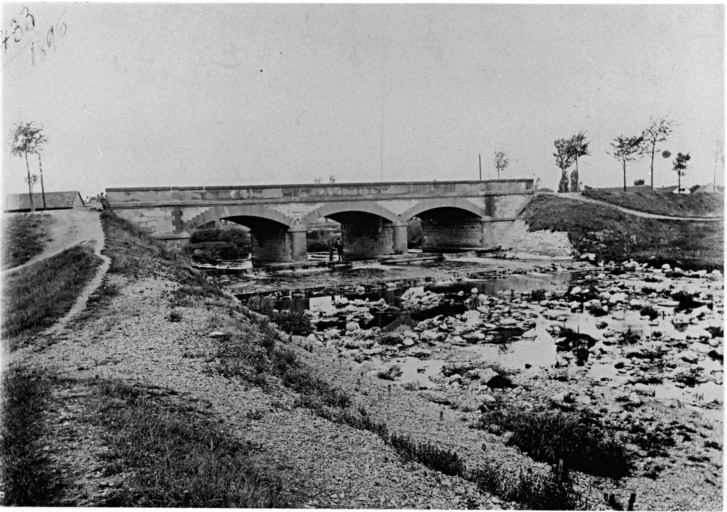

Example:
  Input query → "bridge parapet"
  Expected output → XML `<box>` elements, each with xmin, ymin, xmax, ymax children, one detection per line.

<box><xmin>106</xmin><ymin>179</ymin><xmax>533</xmax><ymax>207</ymax></box>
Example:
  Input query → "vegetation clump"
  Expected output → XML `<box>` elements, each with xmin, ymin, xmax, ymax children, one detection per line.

<box><xmin>246</xmin><ymin>295</ymin><xmax>312</xmax><ymax>335</ymax></box>
<box><xmin>476</xmin><ymin>408</ymin><xmax>631</xmax><ymax>479</ymax></box>
<box><xmin>187</xmin><ymin>227</ymin><xmax>250</xmax><ymax>263</ymax></box>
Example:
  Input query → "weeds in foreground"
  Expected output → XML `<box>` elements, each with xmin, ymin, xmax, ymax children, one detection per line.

<box><xmin>477</xmin><ymin>408</ymin><xmax>631</xmax><ymax>479</ymax></box>
<box><xmin>89</xmin><ymin>380</ymin><xmax>289</xmax><ymax>507</ymax></box>
<box><xmin>470</xmin><ymin>465</ymin><xmax>583</xmax><ymax>510</ymax></box>
<box><xmin>2</xmin><ymin>245</ymin><xmax>101</xmax><ymax>349</ymax></box>
<box><xmin>0</xmin><ymin>366</ymin><xmax>60</xmax><ymax>505</ymax></box>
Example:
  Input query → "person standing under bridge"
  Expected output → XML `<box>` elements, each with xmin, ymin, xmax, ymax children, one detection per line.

<box><xmin>335</xmin><ymin>238</ymin><xmax>344</xmax><ymax>262</ymax></box>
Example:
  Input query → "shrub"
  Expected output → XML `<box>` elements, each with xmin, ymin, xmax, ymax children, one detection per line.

<box><xmin>478</xmin><ymin>409</ymin><xmax>631</xmax><ymax>478</ymax></box>
<box><xmin>639</xmin><ymin>305</ymin><xmax>659</xmax><ymax>319</ymax></box>
<box><xmin>389</xmin><ymin>433</ymin><xmax>465</xmax><ymax>476</ymax></box>
<box><xmin>618</xmin><ymin>327</ymin><xmax>640</xmax><ymax>345</ymax></box>
<box><xmin>376</xmin><ymin>365</ymin><xmax>402</xmax><ymax>381</ymax></box>
<box><xmin>530</xmin><ymin>289</ymin><xmax>547</xmax><ymax>302</ymax></box>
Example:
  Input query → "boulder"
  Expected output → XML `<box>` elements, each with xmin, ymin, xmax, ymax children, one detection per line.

<box><xmin>678</xmin><ymin>350</ymin><xmax>699</xmax><ymax>363</ymax></box>
<box><xmin>608</xmin><ymin>292</ymin><xmax>628</xmax><ymax>305</ymax></box>
<box><xmin>486</xmin><ymin>374</ymin><xmax>516</xmax><ymax>389</ymax></box>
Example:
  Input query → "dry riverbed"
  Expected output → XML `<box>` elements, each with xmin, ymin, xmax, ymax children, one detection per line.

<box><xmin>235</xmin><ymin>258</ymin><xmax>724</xmax><ymax>510</ymax></box>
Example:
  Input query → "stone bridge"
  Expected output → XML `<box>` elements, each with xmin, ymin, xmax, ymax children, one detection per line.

<box><xmin>106</xmin><ymin>179</ymin><xmax>534</xmax><ymax>264</ymax></box>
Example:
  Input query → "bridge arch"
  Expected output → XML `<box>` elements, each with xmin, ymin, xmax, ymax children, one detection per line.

<box><xmin>402</xmin><ymin>197</ymin><xmax>488</xmax><ymax>222</ymax></box>
<box><xmin>301</xmin><ymin>201</ymin><xmax>399</xmax><ymax>225</ymax></box>
<box><xmin>185</xmin><ymin>204</ymin><xmax>305</xmax><ymax>265</ymax></box>
<box><xmin>185</xmin><ymin>204</ymin><xmax>295</xmax><ymax>232</ymax></box>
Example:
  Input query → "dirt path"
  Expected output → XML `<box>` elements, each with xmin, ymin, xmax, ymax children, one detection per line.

<box><xmin>544</xmin><ymin>192</ymin><xmax>724</xmax><ymax>221</ymax></box>
<box><xmin>2</xmin><ymin>209</ymin><xmax>111</xmax><ymax>333</ymax></box>
<box><xmin>3</xmin><ymin>209</ymin><xmax>106</xmax><ymax>276</ymax></box>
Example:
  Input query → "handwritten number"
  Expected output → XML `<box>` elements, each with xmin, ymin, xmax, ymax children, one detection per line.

<box><xmin>21</xmin><ymin>7</ymin><xmax>35</xmax><ymax>31</ymax></box>
<box><xmin>10</xmin><ymin>19</ymin><xmax>22</xmax><ymax>43</ymax></box>
<box><xmin>46</xmin><ymin>26</ymin><xmax>54</xmax><ymax>51</ymax></box>
<box><xmin>1</xmin><ymin>31</ymin><xmax>9</xmax><ymax>53</ymax></box>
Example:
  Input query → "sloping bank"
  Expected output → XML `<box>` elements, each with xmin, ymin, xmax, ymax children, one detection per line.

<box><xmin>518</xmin><ymin>194</ymin><xmax>723</xmax><ymax>270</ymax></box>
<box><xmin>1</xmin><ymin>211</ymin><xmax>594</xmax><ymax>508</ymax></box>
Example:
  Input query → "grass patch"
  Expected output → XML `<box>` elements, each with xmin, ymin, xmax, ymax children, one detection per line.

<box><xmin>582</xmin><ymin>189</ymin><xmax>723</xmax><ymax>218</ymax></box>
<box><xmin>522</xmin><ymin>195</ymin><xmax>723</xmax><ymax>269</ymax></box>
<box><xmin>470</xmin><ymin>465</ymin><xmax>583</xmax><ymax>510</ymax></box>
<box><xmin>88</xmin><ymin>380</ymin><xmax>289</xmax><ymax>507</ymax></box>
<box><xmin>0</xmin><ymin>366</ymin><xmax>60</xmax><ymax>505</ymax></box>
<box><xmin>1</xmin><ymin>213</ymin><xmax>51</xmax><ymax>270</ymax></box>
<box><xmin>246</xmin><ymin>295</ymin><xmax>312</xmax><ymax>335</ymax></box>
<box><xmin>477</xmin><ymin>408</ymin><xmax>631</xmax><ymax>479</ymax></box>
<box><xmin>1</xmin><ymin>245</ymin><xmax>101</xmax><ymax>348</ymax></box>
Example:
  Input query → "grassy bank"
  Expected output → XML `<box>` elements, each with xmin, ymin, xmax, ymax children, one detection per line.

<box><xmin>0</xmin><ymin>367</ymin><xmax>59</xmax><ymax>505</ymax></box>
<box><xmin>2</xmin><ymin>245</ymin><xmax>102</xmax><ymax>349</ymax></box>
<box><xmin>582</xmin><ymin>189</ymin><xmax>723</xmax><ymax>217</ymax></box>
<box><xmin>522</xmin><ymin>195</ymin><xmax>723</xmax><ymax>269</ymax></box>
<box><xmin>1</xmin><ymin>213</ymin><xmax>51</xmax><ymax>270</ymax></box>
<box><xmin>88</xmin><ymin>380</ymin><xmax>289</xmax><ymax>507</ymax></box>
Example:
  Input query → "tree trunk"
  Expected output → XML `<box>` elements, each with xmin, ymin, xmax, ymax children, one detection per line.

<box><xmin>38</xmin><ymin>154</ymin><xmax>47</xmax><ymax>210</ymax></box>
<box><xmin>623</xmin><ymin>160</ymin><xmax>627</xmax><ymax>192</ymax></box>
<box><xmin>650</xmin><ymin>145</ymin><xmax>656</xmax><ymax>190</ymax></box>
<box><xmin>678</xmin><ymin>172</ymin><xmax>681</xmax><ymax>193</ymax></box>
<box><xmin>24</xmin><ymin>151</ymin><xmax>35</xmax><ymax>213</ymax></box>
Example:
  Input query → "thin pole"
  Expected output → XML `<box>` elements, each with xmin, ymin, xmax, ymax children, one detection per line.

<box><xmin>479</xmin><ymin>154</ymin><xmax>482</xmax><ymax>181</ymax></box>
<box><xmin>38</xmin><ymin>153</ymin><xmax>47</xmax><ymax>210</ymax></box>
<box><xmin>380</xmin><ymin>97</ymin><xmax>384</xmax><ymax>181</ymax></box>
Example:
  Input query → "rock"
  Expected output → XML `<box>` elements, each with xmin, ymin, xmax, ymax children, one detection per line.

<box><xmin>480</xmin><ymin>394</ymin><xmax>496</xmax><ymax>403</ymax></box>
<box><xmin>475</xmin><ymin>368</ymin><xmax>499</xmax><ymax>382</ymax></box>
<box><xmin>402</xmin><ymin>338</ymin><xmax>415</xmax><ymax>347</ymax></box>
<box><xmin>678</xmin><ymin>350</ymin><xmax>699</xmax><ymax>363</ymax></box>
<box><xmin>209</xmin><ymin>331</ymin><xmax>229</xmax><ymax>339</ymax></box>
<box><xmin>345</xmin><ymin>321</ymin><xmax>360</xmax><ymax>332</ymax></box>
<box><xmin>447</xmin><ymin>374</ymin><xmax>463</xmax><ymax>385</ymax></box>
<box><xmin>521</xmin><ymin>329</ymin><xmax>537</xmax><ymax>339</ymax></box>
<box><xmin>486</xmin><ymin>374</ymin><xmax>516</xmax><ymax>389</ymax></box>
<box><xmin>608</xmin><ymin>292</ymin><xmax>628</xmax><ymax>305</ymax></box>
<box><xmin>569</xmin><ymin>286</ymin><xmax>582</xmax><ymax>295</ymax></box>
<box><xmin>575</xmin><ymin>395</ymin><xmax>592</xmax><ymax>405</ymax></box>
<box><xmin>420</xmin><ymin>330</ymin><xmax>440</xmax><ymax>342</ymax></box>
<box><xmin>672</xmin><ymin>314</ymin><xmax>690</xmax><ymax>326</ymax></box>
<box><xmin>420</xmin><ymin>390</ymin><xmax>451</xmax><ymax>405</ymax></box>
<box><xmin>499</xmin><ymin>318</ymin><xmax>518</xmax><ymax>326</ymax></box>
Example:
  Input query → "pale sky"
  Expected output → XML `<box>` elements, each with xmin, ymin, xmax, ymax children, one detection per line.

<box><xmin>2</xmin><ymin>3</ymin><xmax>724</xmax><ymax>199</ymax></box>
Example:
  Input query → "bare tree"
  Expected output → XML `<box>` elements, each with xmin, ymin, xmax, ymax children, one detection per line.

<box><xmin>554</xmin><ymin>138</ymin><xmax>573</xmax><ymax>193</ymax></box>
<box><xmin>609</xmin><ymin>135</ymin><xmax>644</xmax><ymax>192</ymax></box>
<box><xmin>640</xmin><ymin>117</ymin><xmax>673</xmax><ymax>189</ymax></box>
<box><xmin>567</xmin><ymin>132</ymin><xmax>589</xmax><ymax>192</ymax></box>
<box><xmin>672</xmin><ymin>152</ymin><xmax>691</xmax><ymax>193</ymax></box>
<box><xmin>493</xmin><ymin>150</ymin><xmax>509</xmax><ymax>179</ymax></box>
<box><xmin>9</xmin><ymin>122</ymin><xmax>47</xmax><ymax>212</ymax></box>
